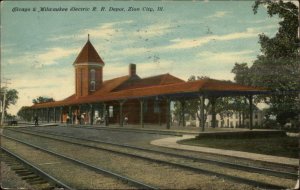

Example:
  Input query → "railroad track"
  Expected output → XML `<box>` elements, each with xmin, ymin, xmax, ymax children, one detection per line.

<box><xmin>0</xmin><ymin>146</ymin><xmax>73</xmax><ymax>190</ymax></box>
<box><xmin>3</xmin><ymin>128</ymin><xmax>296</xmax><ymax>189</ymax></box>
<box><xmin>64</xmin><ymin>124</ymin><xmax>186</xmax><ymax>136</ymax></box>
<box><xmin>8</xmin><ymin>127</ymin><xmax>297</xmax><ymax>179</ymax></box>
<box><xmin>1</xmin><ymin>134</ymin><xmax>158</xmax><ymax>189</ymax></box>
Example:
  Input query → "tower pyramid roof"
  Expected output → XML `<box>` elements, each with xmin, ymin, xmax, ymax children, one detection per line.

<box><xmin>73</xmin><ymin>36</ymin><xmax>104</xmax><ymax>65</ymax></box>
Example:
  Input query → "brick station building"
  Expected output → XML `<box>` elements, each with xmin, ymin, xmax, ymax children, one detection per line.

<box><xmin>29</xmin><ymin>37</ymin><xmax>267</xmax><ymax>130</ymax></box>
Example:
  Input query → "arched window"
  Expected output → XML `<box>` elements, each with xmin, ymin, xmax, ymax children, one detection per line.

<box><xmin>90</xmin><ymin>69</ymin><xmax>95</xmax><ymax>81</ymax></box>
<box><xmin>90</xmin><ymin>81</ymin><xmax>95</xmax><ymax>91</ymax></box>
<box><xmin>90</xmin><ymin>69</ymin><xmax>96</xmax><ymax>91</ymax></box>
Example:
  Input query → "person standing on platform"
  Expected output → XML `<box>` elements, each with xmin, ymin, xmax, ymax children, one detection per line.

<box><xmin>66</xmin><ymin>115</ymin><xmax>70</xmax><ymax>124</ymax></box>
<box><xmin>81</xmin><ymin>114</ymin><xmax>85</xmax><ymax>125</ymax></box>
<box><xmin>34</xmin><ymin>115</ymin><xmax>39</xmax><ymax>126</ymax></box>
<box><xmin>124</xmin><ymin>116</ymin><xmax>128</xmax><ymax>125</ymax></box>
<box><xmin>77</xmin><ymin>114</ymin><xmax>80</xmax><ymax>124</ymax></box>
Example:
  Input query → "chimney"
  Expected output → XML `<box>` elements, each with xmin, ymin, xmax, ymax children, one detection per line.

<box><xmin>129</xmin><ymin>64</ymin><xmax>136</xmax><ymax>76</ymax></box>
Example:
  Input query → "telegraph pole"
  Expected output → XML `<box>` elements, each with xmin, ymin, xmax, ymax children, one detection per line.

<box><xmin>296</xmin><ymin>0</ymin><xmax>300</xmax><ymax>189</ymax></box>
<box><xmin>1</xmin><ymin>89</ymin><xmax>6</xmax><ymax>126</ymax></box>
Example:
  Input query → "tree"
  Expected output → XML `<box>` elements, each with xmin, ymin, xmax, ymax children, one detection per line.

<box><xmin>185</xmin><ymin>76</ymin><xmax>211</xmax><ymax>127</ymax></box>
<box><xmin>173</xmin><ymin>101</ymin><xmax>184</xmax><ymax>126</ymax></box>
<box><xmin>0</xmin><ymin>88</ymin><xmax>18</xmax><ymax>124</ymax></box>
<box><xmin>172</xmin><ymin>75</ymin><xmax>210</xmax><ymax>127</ymax></box>
<box><xmin>17</xmin><ymin>106</ymin><xmax>32</xmax><ymax>121</ymax></box>
<box><xmin>250</xmin><ymin>0</ymin><xmax>300</xmax><ymax>126</ymax></box>
<box><xmin>253</xmin><ymin>0</ymin><xmax>298</xmax><ymax>59</ymax></box>
<box><xmin>173</xmin><ymin>75</ymin><xmax>252</xmax><ymax>128</ymax></box>
<box><xmin>32</xmin><ymin>96</ymin><xmax>55</xmax><ymax>104</ymax></box>
<box><xmin>1</xmin><ymin>88</ymin><xmax>18</xmax><ymax>114</ymax></box>
<box><xmin>231</xmin><ymin>63</ymin><xmax>252</xmax><ymax>86</ymax></box>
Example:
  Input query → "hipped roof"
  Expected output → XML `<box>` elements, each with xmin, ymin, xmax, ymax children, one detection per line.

<box><xmin>31</xmin><ymin>77</ymin><xmax>267</xmax><ymax>109</ymax></box>
<box><xmin>73</xmin><ymin>40</ymin><xmax>104</xmax><ymax>65</ymax></box>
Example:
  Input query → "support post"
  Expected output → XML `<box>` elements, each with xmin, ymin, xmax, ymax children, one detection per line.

<box><xmin>42</xmin><ymin>109</ymin><xmax>45</xmax><ymax>123</ymax></box>
<box><xmin>42</xmin><ymin>109</ymin><xmax>44</xmax><ymax>123</ymax></box>
<box><xmin>54</xmin><ymin>107</ymin><xmax>56</xmax><ymax>123</ymax></box>
<box><xmin>39</xmin><ymin>109</ymin><xmax>41</xmax><ymax>123</ymax></box>
<box><xmin>166</xmin><ymin>98</ymin><xmax>171</xmax><ymax>129</ymax></box>
<box><xmin>33</xmin><ymin>109</ymin><xmax>36</xmax><ymax>122</ymax></box>
<box><xmin>36</xmin><ymin>109</ymin><xmax>39</xmax><ymax>122</ymax></box>
<box><xmin>90</xmin><ymin>104</ymin><xmax>94</xmax><ymax>125</ymax></box>
<box><xmin>211</xmin><ymin>97</ymin><xmax>216</xmax><ymax>128</ymax></box>
<box><xmin>47</xmin><ymin>108</ymin><xmax>50</xmax><ymax>123</ymax></box>
<box><xmin>248</xmin><ymin>95</ymin><xmax>253</xmax><ymax>130</ymax></box>
<box><xmin>158</xmin><ymin>102</ymin><xmax>161</xmax><ymax>126</ymax></box>
<box><xmin>119</xmin><ymin>100</ymin><xmax>125</xmax><ymax>127</ymax></box>
<box><xmin>31</xmin><ymin>109</ymin><xmax>33</xmax><ymax>123</ymax></box>
<box><xmin>45</xmin><ymin>108</ymin><xmax>47</xmax><ymax>123</ymax></box>
<box><xmin>103</xmin><ymin>103</ymin><xmax>108</xmax><ymax>126</ymax></box>
<box><xmin>200</xmin><ymin>95</ymin><xmax>205</xmax><ymax>132</ymax></box>
<box><xmin>238</xmin><ymin>111</ymin><xmax>242</xmax><ymax>128</ymax></box>
<box><xmin>41</xmin><ymin>109</ymin><xmax>43</xmax><ymax>123</ymax></box>
<box><xmin>68</xmin><ymin>106</ymin><xmax>72</xmax><ymax>125</ymax></box>
<box><xmin>32</xmin><ymin>109</ymin><xmax>34</xmax><ymax>122</ymax></box>
<box><xmin>60</xmin><ymin>107</ymin><xmax>63</xmax><ymax>123</ymax></box>
<box><xmin>180</xmin><ymin>100</ymin><xmax>186</xmax><ymax>127</ymax></box>
<box><xmin>140</xmin><ymin>99</ymin><xmax>144</xmax><ymax>128</ymax></box>
<box><xmin>78</xmin><ymin>105</ymin><xmax>82</xmax><ymax>125</ymax></box>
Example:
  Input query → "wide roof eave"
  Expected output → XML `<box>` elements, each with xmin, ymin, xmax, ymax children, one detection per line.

<box><xmin>30</xmin><ymin>82</ymin><xmax>269</xmax><ymax>109</ymax></box>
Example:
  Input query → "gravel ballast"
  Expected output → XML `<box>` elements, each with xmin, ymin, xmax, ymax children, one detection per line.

<box><xmin>3</xmin><ymin>130</ymin><xmax>295</xmax><ymax>189</ymax></box>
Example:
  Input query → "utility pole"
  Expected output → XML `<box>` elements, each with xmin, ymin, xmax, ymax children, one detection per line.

<box><xmin>296</xmin><ymin>0</ymin><xmax>300</xmax><ymax>188</ymax></box>
<box><xmin>295</xmin><ymin>0</ymin><xmax>300</xmax><ymax>189</ymax></box>
<box><xmin>1</xmin><ymin>89</ymin><xmax>6</xmax><ymax>126</ymax></box>
<box><xmin>0</xmin><ymin>79</ymin><xmax>11</xmax><ymax>126</ymax></box>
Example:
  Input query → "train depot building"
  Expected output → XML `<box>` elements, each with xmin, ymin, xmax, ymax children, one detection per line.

<box><xmin>28</xmin><ymin>37</ymin><xmax>267</xmax><ymax>130</ymax></box>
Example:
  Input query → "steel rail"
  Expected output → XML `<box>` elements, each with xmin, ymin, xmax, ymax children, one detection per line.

<box><xmin>0</xmin><ymin>146</ymin><xmax>75</xmax><ymax>190</ymax></box>
<box><xmin>45</xmin><ymin>124</ymin><xmax>184</xmax><ymax>136</ymax></box>
<box><xmin>1</xmin><ymin>134</ymin><xmax>158</xmax><ymax>190</ymax></box>
<box><xmin>4</xmin><ymin>129</ymin><xmax>289</xmax><ymax>189</ymax></box>
<box><xmin>10</xmin><ymin>127</ymin><xmax>297</xmax><ymax>180</ymax></box>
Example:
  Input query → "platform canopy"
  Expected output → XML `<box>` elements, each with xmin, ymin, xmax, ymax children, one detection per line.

<box><xmin>31</xmin><ymin>78</ymin><xmax>268</xmax><ymax>109</ymax></box>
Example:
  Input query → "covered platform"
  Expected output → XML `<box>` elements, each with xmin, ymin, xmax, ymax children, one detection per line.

<box><xmin>22</xmin><ymin>37</ymin><xmax>270</xmax><ymax>131</ymax></box>
<box><xmin>25</xmin><ymin>78</ymin><xmax>269</xmax><ymax>131</ymax></box>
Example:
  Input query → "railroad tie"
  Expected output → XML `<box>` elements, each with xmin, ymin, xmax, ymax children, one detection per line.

<box><xmin>29</xmin><ymin>180</ymin><xmax>48</xmax><ymax>185</ymax></box>
<box><xmin>40</xmin><ymin>185</ymin><xmax>56</xmax><ymax>190</ymax></box>
<box><xmin>2</xmin><ymin>161</ymin><xmax>16</xmax><ymax>164</ymax></box>
<box><xmin>5</xmin><ymin>162</ymin><xmax>19</xmax><ymax>166</ymax></box>
<box><xmin>15</xmin><ymin>170</ymin><xmax>33</xmax><ymax>174</ymax></box>
<box><xmin>26</xmin><ymin>177</ymin><xmax>44</xmax><ymax>182</ymax></box>
<box><xmin>22</xmin><ymin>176</ymin><xmax>40</xmax><ymax>180</ymax></box>
<box><xmin>15</xmin><ymin>171</ymin><xmax>34</xmax><ymax>176</ymax></box>
<box><xmin>11</xmin><ymin>167</ymin><xmax>27</xmax><ymax>170</ymax></box>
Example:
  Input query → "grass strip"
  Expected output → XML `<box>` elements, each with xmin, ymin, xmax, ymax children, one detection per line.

<box><xmin>180</xmin><ymin>136</ymin><xmax>298</xmax><ymax>158</ymax></box>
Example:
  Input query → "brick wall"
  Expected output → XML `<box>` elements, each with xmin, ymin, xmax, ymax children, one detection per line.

<box><xmin>75</xmin><ymin>65</ymin><xmax>103</xmax><ymax>97</ymax></box>
<box><xmin>106</xmin><ymin>99</ymin><xmax>168</xmax><ymax>125</ymax></box>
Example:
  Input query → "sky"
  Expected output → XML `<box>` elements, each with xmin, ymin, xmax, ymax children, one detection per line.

<box><xmin>1</xmin><ymin>1</ymin><xmax>282</xmax><ymax>115</ymax></box>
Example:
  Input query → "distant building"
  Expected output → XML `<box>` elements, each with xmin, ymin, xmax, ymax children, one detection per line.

<box><xmin>187</xmin><ymin>108</ymin><xmax>265</xmax><ymax>128</ymax></box>
<box><xmin>204</xmin><ymin>109</ymin><xmax>265</xmax><ymax>128</ymax></box>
